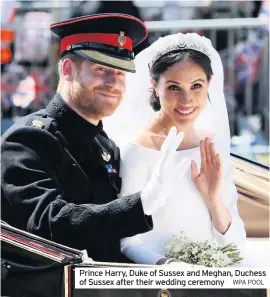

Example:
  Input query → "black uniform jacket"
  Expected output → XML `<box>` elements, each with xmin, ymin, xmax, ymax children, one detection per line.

<box><xmin>1</xmin><ymin>93</ymin><xmax>153</xmax><ymax>262</ymax></box>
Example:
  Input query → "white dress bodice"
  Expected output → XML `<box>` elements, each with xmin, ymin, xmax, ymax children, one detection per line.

<box><xmin>119</xmin><ymin>142</ymin><xmax>247</xmax><ymax>265</ymax></box>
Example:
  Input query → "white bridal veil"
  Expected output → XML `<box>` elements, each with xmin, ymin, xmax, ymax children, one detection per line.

<box><xmin>103</xmin><ymin>33</ymin><xmax>231</xmax><ymax>170</ymax></box>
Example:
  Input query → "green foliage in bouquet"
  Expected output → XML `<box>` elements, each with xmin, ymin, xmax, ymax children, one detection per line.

<box><xmin>165</xmin><ymin>232</ymin><xmax>243</xmax><ymax>267</ymax></box>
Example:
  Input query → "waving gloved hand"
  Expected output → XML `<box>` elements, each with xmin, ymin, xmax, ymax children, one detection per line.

<box><xmin>141</xmin><ymin>127</ymin><xmax>191</xmax><ymax>215</ymax></box>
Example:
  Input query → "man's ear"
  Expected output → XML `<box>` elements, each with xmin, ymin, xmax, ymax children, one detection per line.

<box><xmin>61</xmin><ymin>58</ymin><xmax>76</xmax><ymax>81</ymax></box>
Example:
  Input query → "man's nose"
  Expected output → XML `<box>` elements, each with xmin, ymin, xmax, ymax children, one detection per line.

<box><xmin>105</xmin><ymin>72</ymin><xmax>117</xmax><ymax>88</ymax></box>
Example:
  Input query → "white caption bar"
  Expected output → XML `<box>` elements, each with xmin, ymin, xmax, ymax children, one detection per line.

<box><xmin>75</xmin><ymin>268</ymin><xmax>270</xmax><ymax>289</ymax></box>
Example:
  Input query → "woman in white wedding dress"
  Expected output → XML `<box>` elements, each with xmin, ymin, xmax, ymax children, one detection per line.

<box><xmin>103</xmin><ymin>33</ymin><xmax>247</xmax><ymax>266</ymax></box>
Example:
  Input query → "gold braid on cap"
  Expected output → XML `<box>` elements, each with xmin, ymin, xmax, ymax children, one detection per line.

<box><xmin>79</xmin><ymin>50</ymin><xmax>135</xmax><ymax>72</ymax></box>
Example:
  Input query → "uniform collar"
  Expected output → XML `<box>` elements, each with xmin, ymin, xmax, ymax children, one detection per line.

<box><xmin>46</xmin><ymin>93</ymin><xmax>103</xmax><ymax>139</ymax></box>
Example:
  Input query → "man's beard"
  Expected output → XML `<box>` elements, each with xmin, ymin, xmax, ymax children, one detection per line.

<box><xmin>73</xmin><ymin>84</ymin><xmax>120</xmax><ymax>118</ymax></box>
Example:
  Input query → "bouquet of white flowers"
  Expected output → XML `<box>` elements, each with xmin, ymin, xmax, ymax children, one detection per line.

<box><xmin>165</xmin><ymin>232</ymin><xmax>243</xmax><ymax>267</ymax></box>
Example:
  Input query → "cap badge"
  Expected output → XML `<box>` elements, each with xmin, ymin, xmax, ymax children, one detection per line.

<box><xmin>118</xmin><ymin>31</ymin><xmax>126</xmax><ymax>47</ymax></box>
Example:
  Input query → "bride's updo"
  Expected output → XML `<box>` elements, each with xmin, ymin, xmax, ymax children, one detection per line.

<box><xmin>149</xmin><ymin>49</ymin><xmax>213</xmax><ymax>111</ymax></box>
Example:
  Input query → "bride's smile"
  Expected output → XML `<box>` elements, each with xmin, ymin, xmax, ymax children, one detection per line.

<box><xmin>174</xmin><ymin>106</ymin><xmax>197</xmax><ymax>117</ymax></box>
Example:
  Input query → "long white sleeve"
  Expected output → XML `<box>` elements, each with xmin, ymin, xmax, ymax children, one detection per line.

<box><xmin>119</xmin><ymin>144</ymin><xmax>166</xmax><ymax>264</ymax></box>
<box><xmin>212</xmin><ymin>167</ymin><xmax>246</xmax><ymax>251</ymax></box>
<box><xmin>118</xmin><ymin>143</ymin><xmax>152</xmax><ymax>197</ymax></box>
<box><xmin>121</xmin><ymin>236</ymin><xmax>165</xmax><ymax>265</ymax></box>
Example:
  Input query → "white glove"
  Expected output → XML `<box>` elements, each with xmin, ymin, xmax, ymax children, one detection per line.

<box><xmin>141</xmin><ymin>127</ymin><xmax>191</xmax><ymax>215</ymax></box>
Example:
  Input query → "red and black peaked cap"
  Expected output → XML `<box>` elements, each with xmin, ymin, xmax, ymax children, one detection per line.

<box><xmin>50</xmin><ymin>13</ymin><xmax>148</xmax><ymax>73</ymax></box>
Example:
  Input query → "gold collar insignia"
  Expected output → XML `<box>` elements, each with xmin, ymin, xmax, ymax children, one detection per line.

<box><xmin>102</xmin><ymin>151</ymin><xmax>111</xmax><ymax>162</ymax></box>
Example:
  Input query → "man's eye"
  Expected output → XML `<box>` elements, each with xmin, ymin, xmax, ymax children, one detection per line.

<box><xmin>97</xmin><ymin>67</ymin><xmax>106</xmax><ymax>72</ymax></box>
<box><xmin>117</xmin><ymin>71</ymin><xmax>124</xmax><ymax>76</ymax></box>
<box><xmin>168</xmin><ymin>85</ymin><xmax>180</xmax><ymax>91</ymax></box>
<box><xmin>191</xmin><ymin>83</ymin><xmax>202</xmax><ymax>89</ymax></box>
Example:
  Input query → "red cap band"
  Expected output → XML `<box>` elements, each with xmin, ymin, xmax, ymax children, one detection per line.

<box><xmin>61</xmin><ymin>33</ymin><xmax>132</xmax><ymax>53</ymax></box>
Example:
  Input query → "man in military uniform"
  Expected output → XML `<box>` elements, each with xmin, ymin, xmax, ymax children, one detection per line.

<box><xmin>1</xmin><ymin>14</ymin><xmax>184</xmax><ymax>263</ymax></box>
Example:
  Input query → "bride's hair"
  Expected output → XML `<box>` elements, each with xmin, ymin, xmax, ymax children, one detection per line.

<box><xmin>149</xmin><ymin>49</ymin><xmax>213</xmax><ymax>111</ymax></box>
